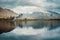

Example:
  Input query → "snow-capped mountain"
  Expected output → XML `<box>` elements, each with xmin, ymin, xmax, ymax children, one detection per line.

<box><xmin>19</xmin><ymin>11</ymin><xmax>60</xmax><ymax>19</ymax></box>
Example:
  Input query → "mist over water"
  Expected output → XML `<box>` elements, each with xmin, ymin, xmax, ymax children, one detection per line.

<box><xmin>0</xmin><ymin>21</ymin><xmax>60</xmax><ymax>40</ymax></box>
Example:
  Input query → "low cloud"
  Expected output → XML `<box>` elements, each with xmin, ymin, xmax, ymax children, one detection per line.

<box><xmin>12</xmin><ymin>6</ymin><xmax>46</xmax><ymax>14</ymax></box>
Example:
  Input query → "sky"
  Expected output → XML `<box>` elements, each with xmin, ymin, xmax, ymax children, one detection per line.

<box><xmin>0</xmin><ymin>0</ymin><xmax>60</xmax><ymax>14</ymax></box>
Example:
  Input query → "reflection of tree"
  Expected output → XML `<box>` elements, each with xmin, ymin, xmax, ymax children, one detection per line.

<box><xmin>25</xmin><ymin>18</ymin><xmax>27</xmax><ymax>24</ymax></box>
<box><xmin>18</xmin><ymin>21</ymin><xmax>23</xmax><ymax>28</ymax></box>
<box><xmin>16</xmin><ymin>20</ymin><xmax>60</xmax><ymax>30</ymax></box>
<box><xmin>25</xmin><ymin>21</ymin><xmax>60</xmax><ymax>29</ymax></box>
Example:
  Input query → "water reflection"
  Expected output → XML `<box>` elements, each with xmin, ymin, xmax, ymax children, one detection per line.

<box><xmin>0</xmin><ymin>20</ymin><xmax>60</xmax><ymax>33</ymax></box>
<box><xmin>16</xmin><ymin>20</ymin><xmax>60</xmax><ymax>30</ymax></box>
<box><xmin>0</xmin><ymin>20</ymin><xmax>60</xmax><ymax>40</ymax></box>
<box><xmin>0</xmin><ymin>20</ymin><xmax>16</xmax><ymax>33</ymax></box>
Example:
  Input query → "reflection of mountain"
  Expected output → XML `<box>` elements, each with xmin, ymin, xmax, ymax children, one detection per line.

<box><xmin>0</xmin><ymin>21</ymin><xmax>16</xmax><ymax>34</ymax></box>
<box><xmin>20</xmin><ymin>11</ymin><xmax>60</xmax><ymax>19</ymax></box>
<box><xmin>17</xmin><ymin>21</ymin><xmax>60</xmax><ymax>30</ymax></box>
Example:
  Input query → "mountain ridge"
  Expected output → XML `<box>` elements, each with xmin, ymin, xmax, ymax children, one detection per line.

<box><xmin>0</xmin><ymin>7</ymin><xmax>18</xmax><ymax>19</ymax></box>
<box><xmin>18</xmin><ymin>11</ymin><xmax>60</xmax><ymax>19</ymax></box>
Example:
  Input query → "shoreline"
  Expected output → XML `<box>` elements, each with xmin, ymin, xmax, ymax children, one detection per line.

<box><xmin>0</xmin><ymin>18</ymin><xmax>60</xmax><ymax>21</ymax></box>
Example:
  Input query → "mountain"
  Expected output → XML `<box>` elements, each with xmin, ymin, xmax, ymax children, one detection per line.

<box><xmin>48</xmin><ymin>11</ymin><xmax>60</xmax><ymax>19</ymax></box>
<box><xmin>0</xmin><ymin>7</ymin><xmax>18</xmax><ymax>19</ymax></box>
<box><xmin>19</xmin><ymin>11</ymin><xmax>60</xmax><ymax>19</ymax></box>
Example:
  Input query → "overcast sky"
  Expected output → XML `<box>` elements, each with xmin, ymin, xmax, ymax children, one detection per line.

<box><xmin>0</xmin><ymin>0</ymin><xmax>60</xmax><ymax>14</ymax></box>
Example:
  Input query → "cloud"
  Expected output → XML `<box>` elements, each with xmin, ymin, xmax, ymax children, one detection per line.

<box><xmin>0</xmin><ymin>0</ymin><xmax>31</xmax><ymax>8</ymax></box>
<box><xmin>28</xmin><ymin>0</ymin><xmax>58</xmax><ymax>8</ymax></box>
<box><xmin>0</xmin><ymin>0</ymin><xmax>59</xmax><ymax>9</ymax></box>
<box><xmin>12</xmin><ymin>6</ymin><xmax>46</xmax><ymax>14</ymax></box>
<box><xmin>10</xmin><ymin>0</ymin><xmax>60</xmax><ymax>14</ymax></box>
<box><xmin>28</xmin><ymin>0</ymin><xmax>60</xmax><ymax>14</ymax></box>
<box><xmin>0</xmin><ymin>0</ymin><xmax>60</xmax><ymax>13</ymax></box>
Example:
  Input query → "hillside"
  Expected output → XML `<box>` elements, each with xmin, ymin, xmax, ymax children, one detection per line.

<box><xmin>17</xmin><ymin>11</ymin><xmax>60</xmax><ymax>19</ymax></box>
<box><xmin>0</xmin><ymin>7</ymin><xmax>18</xmax><ymax>19</ymax></box>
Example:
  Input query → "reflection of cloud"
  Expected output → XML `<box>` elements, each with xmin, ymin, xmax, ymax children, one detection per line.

<box><xmin>12</xmin><ymin>27</ymin><xmax>48</xmax><ymax>35</ymax></box>
<box><xmin>0</xmin><ymin>27</ymin><xmax>60</xmax><ymax>40</ymax></box>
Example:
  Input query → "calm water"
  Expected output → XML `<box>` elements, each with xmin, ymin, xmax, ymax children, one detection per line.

<box><xmin>0</xmin><ymin>20</ymin><xmax>60</xmax><ymax>40</ymax></box>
